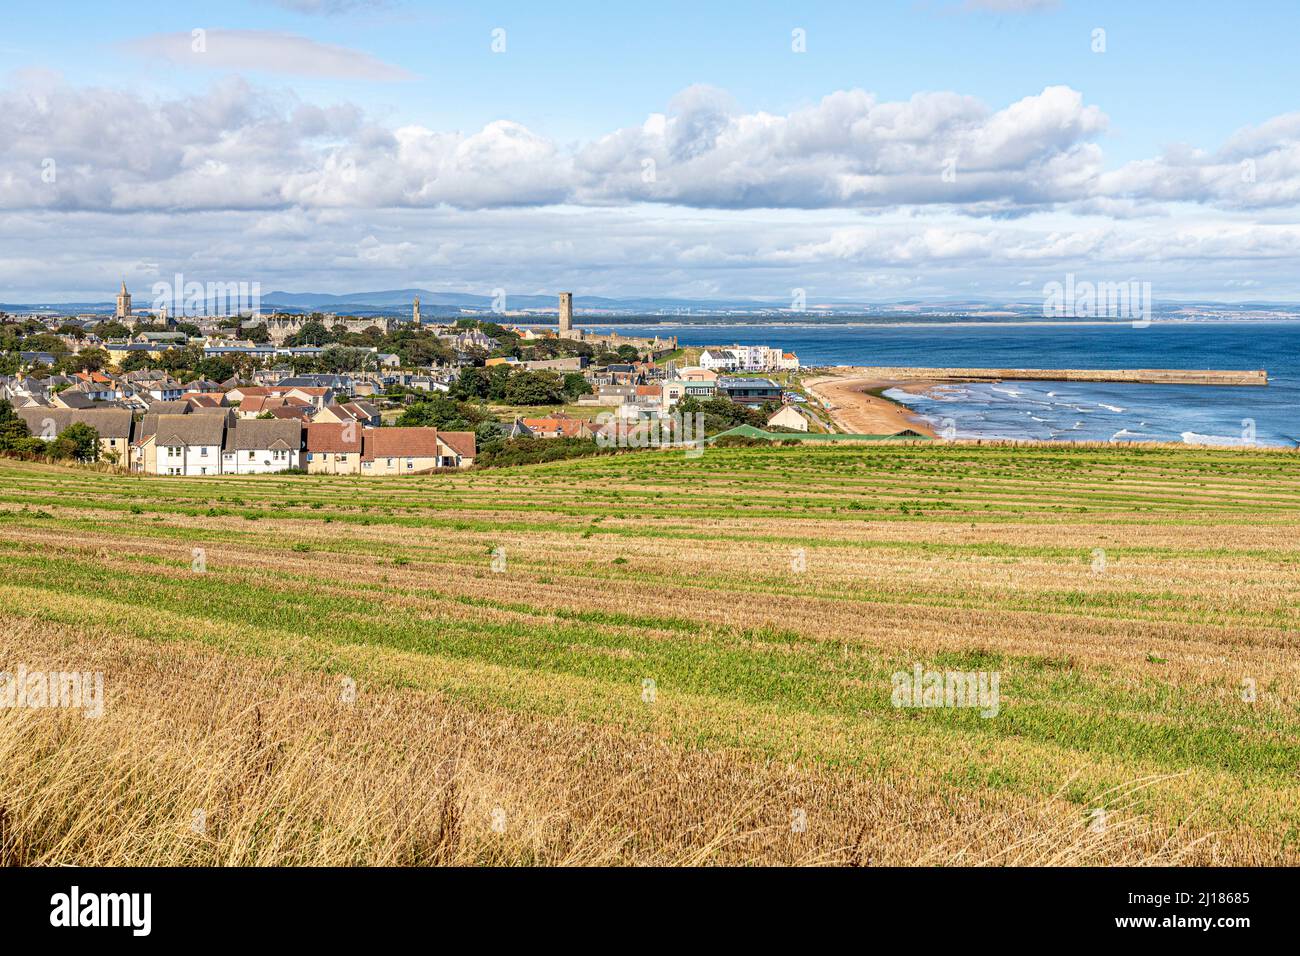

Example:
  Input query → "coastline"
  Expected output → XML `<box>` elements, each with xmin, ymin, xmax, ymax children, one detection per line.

<box><xmin>802</xmin><ymin>373</ymin><xmax>940</xmax><ymax>438</ymax></box>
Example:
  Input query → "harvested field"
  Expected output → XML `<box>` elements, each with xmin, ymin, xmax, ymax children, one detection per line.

<box><xmin>0</xmin><ymin>443</ymin><xmax>1296</xmax><ymax>865</ymax></box>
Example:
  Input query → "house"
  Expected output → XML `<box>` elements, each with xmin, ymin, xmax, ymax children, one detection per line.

<box><xmin>766</xmin><ymin>405</ymin><xmax>809</xmax><ymax>432</ymax></box>
<box><xmin>277</xmin><ymin>374</ymin><xmax>354</xmax><ymax>398</ymax></box>
<box><xmin>360</xmin><ymin>427</ymin><xmax>475</xmax><ymax>474</ymax></box>
<box><xmin>515</xmin><ymin>414</ymin><xmax>593</xmax><ymax>439</ymax></box>
<box><xmin>15</xmin><ymin>407</ymin><xmax>135</xmax><ymax>461</ymax></box>
<box><xmin>315</xmin><ymin>401</ymin><xmax>381</xmax><ymax>427</ymax></box>
<box><xmin>221</xmin><ymin>419</ymin><xmax>303</xmax><ymax>474</ymax></box>
<box><xmin>150</xmin><ymin>414</ymin><xmax>227</xmax><ymax>476</ymax></box>
<box><xmin>717</xmin><ymin>377</ymin><xmax>782</xmax><ymax>406</ymax></box>
<box><xmin>305</xmin><ymin>422</ymin><xmax>364</xmax><ymax>474</ymax></box>
<box><xmin>699</xmin><ymin>349</ymin><xmax>739</xmax><ymax>372</ymax></box>
<box><xmin>267</xmin><ymin>404</ymin><xmax>313</xmax><ymax>422</ymax></box>
<box><xmin>281</xmin><ymin>386</ymin><xmax>333</xmax><ymax>409</ymax></box>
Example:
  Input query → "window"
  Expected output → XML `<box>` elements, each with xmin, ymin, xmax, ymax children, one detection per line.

<box><xmin>338</xmin><ymin>454</ymin><xmax>347</xmax><ymax>462</ymax></box>
<box><xmin>200</xmin><ymin>447</ymin><xmax>208</xmax><ymax>457</ymax></box>
<box><xmin>249</xmin><ymin>451</ymin><xmax>256</xmax><ymax>460</ymax></box>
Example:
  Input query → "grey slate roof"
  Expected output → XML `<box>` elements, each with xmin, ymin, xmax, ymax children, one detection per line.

<box><xmin>15</xmin><ymin>407</ymin><xmax>134</xmax><ymax>441</ymax></box>
<box><xmin>224</xmin><ymin>418</ymin><xmax>301</xmax><ymax>452</ymax></box>
<box><xmin>153</xmin><ymin>414</ymin><xmax>226</xmax><ymax>448</ymax></box>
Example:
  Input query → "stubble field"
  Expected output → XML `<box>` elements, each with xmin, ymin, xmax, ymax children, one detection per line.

<box><xmin>0</xmin><ymin>442</ymin><xmax>1296</xmax><ymax>865</ymax></box>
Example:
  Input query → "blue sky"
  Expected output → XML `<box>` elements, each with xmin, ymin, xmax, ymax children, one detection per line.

<box><xmin>4</xmin><ymin>0</ymin><xmax>1300</xmax><ymax>302</ymax></box>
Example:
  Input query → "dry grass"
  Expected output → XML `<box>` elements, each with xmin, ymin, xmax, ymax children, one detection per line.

<box><xmin>0</xmin><ymin>620</ymin><xmax>1202</xmax><ymax>866</ymax></box>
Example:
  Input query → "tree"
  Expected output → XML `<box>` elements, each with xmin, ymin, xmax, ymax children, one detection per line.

<box><xmin>450</xmin><ymin>367</ymin><xmax>491</xmax><ymax>400</ymax></box>
<box><xmin>119</xmin><ymin>351</ymin><xmax>154</xmax><ymax>372</ymax></box>
<box><xmin>562</xmin><ymin>372</ymin><xmax>592</xmax><ymax>399</ymax></box>
<box><xmin>91</xmin><ymin>320</ymin><xmax>130</xmax><ymax>339</ymax></box>
<box><xmin>52</xmin><ymin>422</ymin><xmax>99</xmax><ymax>461</ymax></box>
<box><xmin>0</xmin><ymin>398</ymin><xmax>30</xmax><ymax>451</ymax></box>
<box><xmin>502</xmin><ymin>370</ymin><xmax>565</xmax><ymax>406</ymax></box>
<box><xmin>395</xmin><ymin>395</ymin><xmax>488</xmax><ymax>430</ymax></box>
<box><xmin>74</xmin><ymin>347</ymin><xmax>110</xmax><ymax>372</ymax></box>
<box><xmin>285</xmin><ymin>321</ymin><xmax>332</xmax><ymax>347</ymax></box>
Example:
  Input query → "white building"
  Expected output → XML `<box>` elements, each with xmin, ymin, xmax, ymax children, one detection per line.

<box><xmin>220</xmin><ymin>419</ymin><xmax>303</xmax><ymax>474</ymax></box>
<box><xmin>153</xmin><ymin>414</ymin><xmax>226</xmax><ymax>476</ymax></box>
<box><xmin>700</xmin><ymin>345</ymin><xmax>798</xmax><ymax>372</ymax></box>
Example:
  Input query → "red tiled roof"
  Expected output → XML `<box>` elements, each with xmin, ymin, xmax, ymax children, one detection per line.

<box><xmin>438</xmin><ymin>431</ymin><xmax>477</xmax><ymax>458</ymax></box>
<box><xmin>269</xmin><ymin>405</ymin><xmax>312</xmax><ymax>421</ymax></box>
<box><xmin>521</xmin><ymin>417</ymin><xmax>587</xmax><ymax>438</ymax></box>
<box><xmin>306</xmin><ymin>422</ymin><xmax>363</xmax><ymax>454</ymax></box>
<box><xmin>362</xmin><ymin>427</ymin><xmax>442</xmax><ymax>461</ymax></box>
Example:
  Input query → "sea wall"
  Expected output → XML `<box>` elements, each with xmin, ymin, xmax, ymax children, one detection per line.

<box><xmin>835</xmin><ymin>367</ymin><xmax>1268</xmax><ymax>386</ymax></box>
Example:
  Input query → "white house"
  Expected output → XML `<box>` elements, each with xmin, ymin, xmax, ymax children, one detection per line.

<box><xmin>767</xmin><ymin>405</ymin><xmax>809</xmax><ymax>432</ymax></box>
<box><xmin>153</xmin><ymin>414</ymin><xmax>227</xmax><ymax>476</ymax></box>
<box><xmin>221</xmin><ymin>419</ymin><xmax>302</xmax><ymax>474</ymax></box>
<box><xmin>699</xmin><ymin>349</ymin><xmax>738</xmax><ymax>372</ymax></box>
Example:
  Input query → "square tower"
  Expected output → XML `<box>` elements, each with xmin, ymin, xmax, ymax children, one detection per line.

<box><xmin>558</xmin><ymin>292</ymin><xmax>573</xmax><ymax>333</ymax></box>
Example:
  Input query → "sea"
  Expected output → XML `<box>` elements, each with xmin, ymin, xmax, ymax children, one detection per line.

<box><xmin>584</xmin><ymin>321</ymin><xmax>1300</xmax><ymax>447</ymax></box>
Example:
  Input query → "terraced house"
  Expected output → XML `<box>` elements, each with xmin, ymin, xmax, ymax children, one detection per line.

<box><xmin>220</xmin><ymin>419</ymin><xmax>303</xmax><ymax>474</ymax></box>
<box><xmin>15</xmin><ymin>406</ymin><xmax>134</xmax><ymax>462</ymax></box>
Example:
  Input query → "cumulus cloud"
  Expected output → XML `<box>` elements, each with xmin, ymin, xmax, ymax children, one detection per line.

<box><xmin>1098</xmin><ymin>112</ymin><xmax>1300</xmax><ymax>210</ymax></box>
<box><xmin>7</xmin><ymin>74</ymin><xmax>1300</xmax><ymax>299</ymax></box>
<box><xmin>122</xmin><ymin>29</ymin><xmax>412</xmax><ymax>81</ymax></box>
<box><xmin>0</xmin><ymin>77</ymin><xmax>1113</xmax><ymax>214</ymax></box>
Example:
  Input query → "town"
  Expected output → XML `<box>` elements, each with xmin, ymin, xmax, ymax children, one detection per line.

<box><xmin>0</xmin><ymin>288</ymin><xmax>810</xmax><ymax>475</ymax></box>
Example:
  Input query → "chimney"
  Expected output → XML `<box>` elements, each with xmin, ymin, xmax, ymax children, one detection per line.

<box><xmin>558</xmin><ymin>292</ymin><xmax>573</xmax><ymax>334</ymax></box>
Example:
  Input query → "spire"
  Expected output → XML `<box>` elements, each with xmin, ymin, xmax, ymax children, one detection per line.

<box><xmin>121</xmin><ymin>278</ymin><xmax>128</xmax><ymax>295</ymax></box>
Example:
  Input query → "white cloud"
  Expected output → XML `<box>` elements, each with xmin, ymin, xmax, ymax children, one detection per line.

<box><xmin>5</xmin><ymin>75</ymin><xmax>1300</xmax><ymax>299</ymax></box>
<box><xmin>122</xmin><ymin>30</ymin><xmax>413</xmax><ymax>81</ymax></box>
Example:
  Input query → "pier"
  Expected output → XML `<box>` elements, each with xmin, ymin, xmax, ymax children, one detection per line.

<box><xmin>832</xmin><ymin>367</ymin><xmax>1268</xmax><ymax>386</ymax></box>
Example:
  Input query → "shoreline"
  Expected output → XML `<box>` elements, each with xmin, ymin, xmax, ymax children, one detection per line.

<box><xmin>802</xmin><ymin>374</ymin><xmax>940</xmax><ymax>438</ymax></box>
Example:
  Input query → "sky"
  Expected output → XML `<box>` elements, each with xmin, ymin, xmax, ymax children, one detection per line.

<box><xmin>4</xmin><ymin>0</ymin><xmax>1300</xmax><ymax>304</ymax></box>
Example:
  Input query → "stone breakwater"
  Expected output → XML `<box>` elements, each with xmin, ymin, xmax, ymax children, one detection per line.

<box><xmin>829</xmin><ymin>367</ymin><xmax>1268</xmax><ymax>386</ymax></box>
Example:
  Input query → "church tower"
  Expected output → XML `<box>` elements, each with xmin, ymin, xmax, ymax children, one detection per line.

<box><xmin>558</xmin><ymin>292</ymin><xmax>573</xmax><ymax>334</ymax></box>
<box><xmin>115</xmin><ymin>279</ymin><xmax>132</xmax><ymax>320</ymax></box>
<box><xmin>413</xmin><ymin>296</ymin><xmax>421</xmax><ymax>325</ymax></box>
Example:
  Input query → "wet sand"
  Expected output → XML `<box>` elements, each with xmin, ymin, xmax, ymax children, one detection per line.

<box><xmin>802</xmin><ymin>373</ymin><xmax>939</xmax><ymax>438</ymax></box>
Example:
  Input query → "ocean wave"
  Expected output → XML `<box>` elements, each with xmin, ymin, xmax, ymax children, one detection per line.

<box><xmin>1097</xmin><ymin>403</ymin><xmax>1126</xmax><ymax>413</ymax></box>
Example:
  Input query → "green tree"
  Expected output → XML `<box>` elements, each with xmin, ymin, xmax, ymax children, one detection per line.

<box><xmin>74</xmin><ymin>347</ymin><xmax>110</xmax><ymax>372</ymax></box>
<box><xmin>52</xmin><ymin>422</ymin><xmax>99</xmax><ymax>461</ymax></box>
<box><xmin>395</xmin><ymin>395</ymin><xmax>488</xmax><ymax>430</ymax></box>
<box><xmin>0</xmin><ymin>398</ymin><xmax>30</xmax><ymax>451</ymax></box>
<box><xmin>285</xmin><ymin>321</ymin><xmax>332</xmax><ymax>347</ymax></box>
<box><xmin>562</xmin><ymin>372</ymin><xmax>592</xmax><ymax>399</ymax></box>
<box><xmin>502</xmin><ymin>370</ymin><xmax>565</xmax><ymax>406</ymax></box>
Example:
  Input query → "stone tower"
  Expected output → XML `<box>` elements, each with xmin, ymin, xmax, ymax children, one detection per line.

<box><xmin>413</xmin><ymin>296</ymin><xmax>421</xmax><ymax>325</ymax></box>
<box><xmin>115</xmin><ymin>279</ymin><xmax>132</xmax><ymax>320</ymax></box>
<box><xmin>558</xmin><ymin>292</ymin><xmax>573</xmax><ymax>334</ymax></box>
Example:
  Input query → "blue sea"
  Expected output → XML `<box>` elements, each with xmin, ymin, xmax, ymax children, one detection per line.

<box><xmin>585</xmin><ymin>321</ymin><xmax>1300</xmax><ymax>446</ymax></box>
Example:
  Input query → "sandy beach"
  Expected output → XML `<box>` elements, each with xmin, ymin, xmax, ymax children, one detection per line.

<box><xmin>802</xmin><ymin>372</ymin><xmax>940</xmax><ymax>438</ymax></box>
